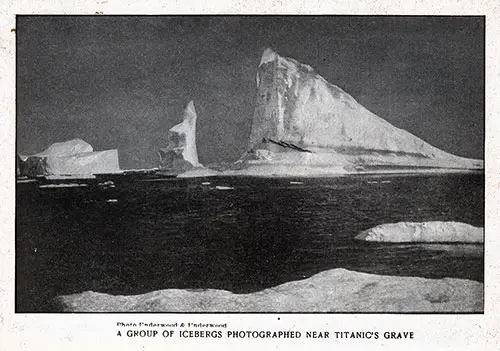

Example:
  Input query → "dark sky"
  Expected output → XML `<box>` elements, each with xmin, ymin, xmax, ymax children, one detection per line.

<box><xmin>17</xmin><ymin>16</ymin><xmax>484</xmax><ymax>169</ymax></box>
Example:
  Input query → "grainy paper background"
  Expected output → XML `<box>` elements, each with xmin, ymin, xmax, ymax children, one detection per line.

<box><xmin>1</xmin><ymin>1</ymin><xmax>499</xmax><ymax>350</ymax></box>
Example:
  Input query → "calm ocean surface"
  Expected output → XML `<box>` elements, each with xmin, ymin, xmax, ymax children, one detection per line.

<box><xmin>16</xmin><ymin>174</ymin><xmax>484</xmax><ymax>312</ymax></box>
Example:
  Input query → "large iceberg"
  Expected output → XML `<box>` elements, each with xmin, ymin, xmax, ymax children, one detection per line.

<box><xmin>54</xmin><ymin>268</ymin><xmax>482</xmax><ymax>312</ymax></box>
<box><xmin>355</xmin><ymin>221</ymin><xmax>483</xmax><ymax>243</ymax></box>
<box><xmin>18</xmin><ymin>139</ymin><xmax>120</xmax><ymax>176</ymax></box>
<box><xmin>158</xmin><ymin>100</ymin><xmax>202</xmax><ymax>172</ymax></box>
<box><xmin>234</xmin><ymin>48</ymin><xmax>483</xmax><ymax>175</ymax></box>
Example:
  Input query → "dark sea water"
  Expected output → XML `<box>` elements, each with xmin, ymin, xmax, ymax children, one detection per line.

<box><xmin>16</xmin><ymin>173</ymin><xmax>484</xmax><ymax>312</ymax></box>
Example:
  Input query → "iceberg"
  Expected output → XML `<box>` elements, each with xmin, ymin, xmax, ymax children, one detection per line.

<box><xmin>215</xmin><ymin>185</ymin><xmax>234</xmax><ymax>190</ymax></box>
<box><xmin>18</xmin><ymin>139</ymin><xmax>120</xmax><ymax>176</ymax></box>
<box><xmin>233</xmin><ymin>48</ymin><xmax>483</xmax><ymax>175</ymax></box>
<box><xmin>19</xmin><ymin>139</ymin><xmax>93</xmax><ymax>161</ymax></box>
<box><xmin>159</xmin><ymin>100</ymin><xmax>202</xmax><ymax>172</ymax></box>
<box><xmin>355</xmin><ymin>221</ymin><xmax>483</xmax><ymax>243</ymax></box>
<box><xmin>38</xmin><ymin>183</ymin><xmax>89</xmax><ymax>188</ymax></box>
<box><xmin>54</xmin><ymin>268</ymin><xmax>482</xmax><ymax>312</ymax></box>
<box><xmin>44</xmin><ymin>150</ymin><xmax>120</xmax><ymax>175</ymax></box>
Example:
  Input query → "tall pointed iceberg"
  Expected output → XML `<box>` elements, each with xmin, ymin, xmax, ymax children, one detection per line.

<box><xmin>243</xmin><ymin>48</ymin><xmax>483</xmax><ymax>172</ymax></box>
<box><xmin>159</xmin><ymin>100</ymin><xmax>202</xmax><ymax>171</ymax></box>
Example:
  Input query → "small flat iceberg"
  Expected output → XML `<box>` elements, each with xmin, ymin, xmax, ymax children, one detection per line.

<box><xmin>215</xmin><ymin>186</ymin><xmax>234</xmax><ymax>190</ymax></box>
<box><xmin>355</xmin><ymin>221</ymin><xmax>483</xmax><ymax>243</ymax></box>
<box><xmin>46</xmin><ymin>174</ymin><xmax>96</xmax><ymax>180</ymax></box>
<box><xmin>39</xmin><ymin>183</ymin><xmax>89</xmax><ymax>188</ymax></box>
<box><xmin>17</xmin><ymin>179</ymin><xmax>37</xmax><ymax>183</ymax></box>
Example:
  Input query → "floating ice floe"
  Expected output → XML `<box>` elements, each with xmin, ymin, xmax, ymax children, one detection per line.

<box><xmin>46</xmin><ymin>174</ymin><xmax>96</xmax><ymax>180</ymax></box>
<box><xmin>39</xmin><ymin>183</ymin><xmax>88</xmax><ymax>188</ymax></box>
<box><xmin>355</xmin><ymin>221</ymin><xmax>483</xmax><ymax>243</ymax></box>
<box><xmin>215</xmin><ymin>186</ymin><xmax>234</xmax><ymax>190</ymax></box>
<box><xmin>17</xmin><ymin>179</ymin><xmax>37</xmax><ymax>183</ymax></box>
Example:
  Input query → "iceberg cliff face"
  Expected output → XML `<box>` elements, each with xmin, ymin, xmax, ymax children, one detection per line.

<box><xmin>18</xmin><ymin>139</ymin><xmax>120</xmax><ymax>176</ymax></box>
<box><xmin>159</xmin><ymin>100</ymin><xmax>202</xmax><ymax>172</ymax></box>
<box><xmin>244</xmin><ymin>48</ymin><xmax>482</xmax><ymax>172</ymax></box>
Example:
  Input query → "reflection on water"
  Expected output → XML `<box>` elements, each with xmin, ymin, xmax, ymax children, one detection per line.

<box><xmin>416</xmin><ymin>244</ymin><xmax>483</xmax><ymax>257</ymax></box>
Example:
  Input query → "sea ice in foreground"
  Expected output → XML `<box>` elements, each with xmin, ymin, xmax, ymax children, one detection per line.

<box><xmin>54</xmin><ymin>268</ymin><xmax>483</xmax><ymax>313</ymax></box>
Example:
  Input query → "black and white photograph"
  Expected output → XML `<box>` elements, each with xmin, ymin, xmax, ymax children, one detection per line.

<box><xmin>15</xmin><ymin>15</ymin><xmax>484</xmax><ymax>313</ymax></box>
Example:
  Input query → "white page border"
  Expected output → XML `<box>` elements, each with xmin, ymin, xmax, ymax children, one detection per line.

<box><xmin>1</xmin><ymin>2</ymin><xmax>498</xmax><ymax>350</ymax></box>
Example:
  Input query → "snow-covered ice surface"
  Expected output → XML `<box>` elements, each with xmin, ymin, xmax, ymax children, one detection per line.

<box><xmin>54</xmin><ymin>268</ymin><xmax>483</xmax><ymax>312</ymax></box>
<box><xmin>355</xmin><ymin>221</ymin><xmax>483</xmax><ymax>243</ymax></box>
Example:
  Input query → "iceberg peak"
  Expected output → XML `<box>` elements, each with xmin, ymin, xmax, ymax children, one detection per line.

<box><xmin>259</xmin><ymin>48</ymin><xmax>278</xmax><ymax>67</ymax></box>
